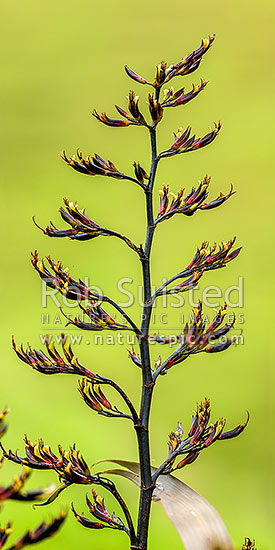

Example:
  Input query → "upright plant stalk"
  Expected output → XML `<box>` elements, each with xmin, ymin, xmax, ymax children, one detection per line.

<box><xmin>4</xmin><ymin>35</ymin><xmax>255</xmax><ymax>550</ymax></box>
<box><xmin>135</xmin><ymin>125</ymin><xmax>159</xmax><ymax>549</ymax></box>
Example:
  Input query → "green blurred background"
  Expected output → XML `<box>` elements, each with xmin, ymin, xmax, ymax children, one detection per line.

<box><xmin>1</xmin><ymin>0</ymin><xmax>274</xmax><ymax>548</ymax></box>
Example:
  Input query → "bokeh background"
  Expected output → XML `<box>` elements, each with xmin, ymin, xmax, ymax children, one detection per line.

<box><xmin>1</xmin><ymin>0</ymin><xmax>274</xmax><ymax>548</ymax></box>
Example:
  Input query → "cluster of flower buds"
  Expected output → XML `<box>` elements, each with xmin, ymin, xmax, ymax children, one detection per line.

<box><xmin>12</xmin><ymin>334</ymin><xmax>95</xmax><ymax>378</ymax></box>
<box><xmin>78</xmin><ymin>379</ymin><xmax>130</xmax><ymax>419</ymax></box>
<box><xmin>242</xmin><ymin>538</ymin><xmax>256</xmax><ymax>550</ymax></box>
<box><xmin>155</xmin><ymin>238</ymin><xmax>241</xmax><ymax>296</ymax></box>
<box><xmin>161</xmin><ymin>79</ymin><xmax>207</xmax><ymax>108</ymax></box>
<box><xmin>160</xmin><ymin>121</ymin><xmax>222</xmax><ymax>158</ymax></box>
<box><xmin>0</xmin><ymin>513</ymin><xmax>66</xmax><ymax>550</ymax></box>
<box><xmin>65</xmin><ymin>303</ymin><xmax>132</xmax><ymax>332</ymax></box>
<box><xmin>0</xmin><ymin>410</ymin><xmax>8</xmax><ymax>440</ymax></box>
<box><xmin>93</xmin><ymin>90</ymin><xmax>147</xmax><ymax>128</ymax></box>
<box><xmin>156</xmin><ymin>176</ymin><xmax>234</xmax><ymax>223</ymax></box>
<box><xmin>162</xmin><ymin>398</ymin><xmax>249</xmax><ymax>473</ymax></box>
<box><xmin>34</xmin><ymin>199</ymin><xmax>139</xmax><ymax>251</ymax></box>
<box><xmin>0</xmin><ymin>409</ymin><xmax>66</xmax><ymax>549</ymax></box>
<box><xmin>72</xmin><ymin>489</ymin><xmax>128</xmax><ymax>533</ymax></box>
<box><xmin>2</xmin><ymin>437</ymin><xmax>96</xmax><ymax>490</ymax></box>
<box><xmin>124</xmin><ymin>36</ymin><xmax>215</xmax><ymax>89</ymax></box>
<box><xmin>186</xmin><ymin>237</ymin><xmax>241</xmax><ymax>272</ymax></box>
<box><xmin>153</xmin><ymin>302</ymin><xmax>235</xmax><ymax>376</ymax></box>
<box><xmin>31</xmin><ymin>251</ymin><xmax>100</xmax><ymax>302</ymax></box>
<box><xmin>155</xmin><ymin>35</ymin><xmax>215</xmax><ymax>85</ymax></box>
<box><xmin>61</xmin><ymin>151</ymin><xmax>125</xmax><ymax>179</ymax></box>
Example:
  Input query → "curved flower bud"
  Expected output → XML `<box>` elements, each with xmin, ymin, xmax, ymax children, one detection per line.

<box><xmin>92</xmin><ymin>110</ymin><xmax>131</xmax><ymax>127</ymax></box>
<box><xmin>155</xmin><ymin>176</ymin><xmax>234</xmax><ymax>222</ymax></box>
<box><xmin>219</xmin><ymin>412</ymin><xmax>250</xmax><ymax>440</ymax></box>
<box><xmin>161</xmin><ymin>80</ymin><xmax>207</xmax><ymax>108</ymax></box>
<box><xmin>72</xmin><ymin>503</ymin><xmax>105</xmax><ymax>529</ymax></box>
<box><xmin>124</xmin><ymin>65</ymin><xmax>149</xmax><ymax>85</ymax></box>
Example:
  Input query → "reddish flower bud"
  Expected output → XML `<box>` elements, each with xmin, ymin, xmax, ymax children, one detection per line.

<box><xmin>133</xmin><ymin>161</ymin><xmax>149</xmax><ymax>184</ymax></box>
<box><xmin>92</xmin><ymin>109</ymin><xmax>134</xmax><ymax>127</ymax></box>
<box><xmin>124</xmin><ymin>65</ymin><xmax>149</xmax><ymax>85</ymax></box>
